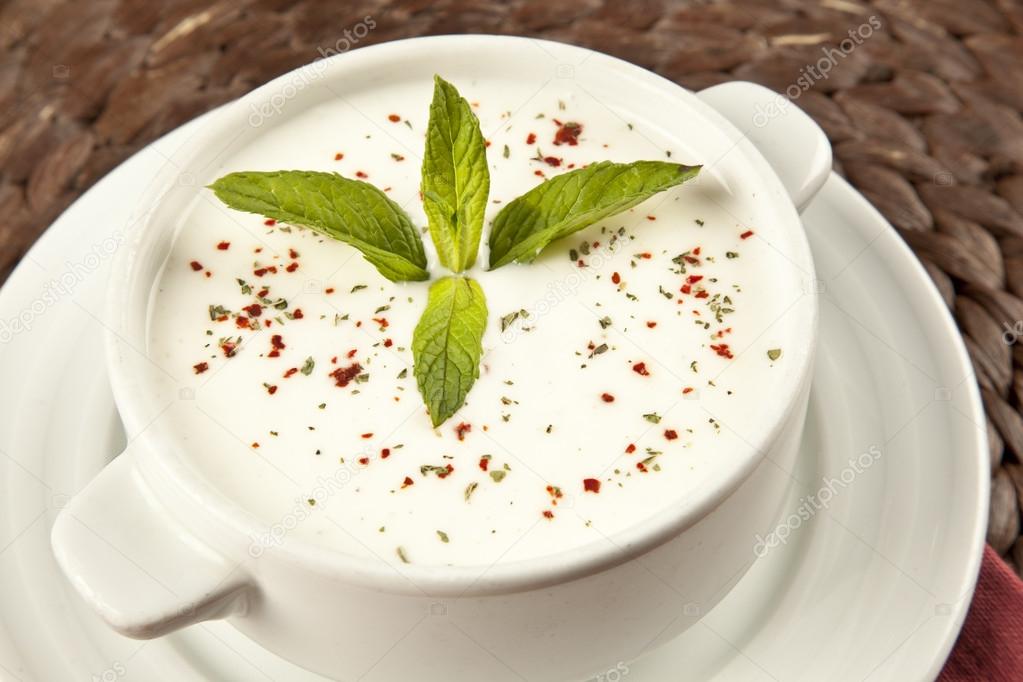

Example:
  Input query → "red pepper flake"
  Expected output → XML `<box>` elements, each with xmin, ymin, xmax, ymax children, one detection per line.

<box><xmin>543</xmin><ymin>156</ymin><xmax>562</xmax><ymax>167</ymax></box>
<box><xmin>740</xmin><ymin>230</ymin><xmax>754</xmax><ymax>240</ymax></box>
<box><xmin>292</xmin><ymin>308</ymin><xmax>304</xmax><ymax>319</ymax></box>
<box><xmin>687</xmin><ymin>275</ymin><xmax>703</xmax><ymax>284</ymax></box>
<box><xmin>193</xmin><ymin>362</ymin><xmax>208</xmax><ymax>374</ymax></box>
<box><xmin>401</xmin><ymin>476</ymin><xmax>414</xmax><ymax>488</ymax></box>
<box><xmin>346</xmin><ymin>348</ymin><xmax>358</xmax><ymax>359</ymax></box>
<box><xmin>553</xmin><ymin>120</ymin><xmax>583</xmax><ymax>146</ymax></box>
<box><xmin>542</xmin><ymin>510</ymin><xmax>555</xmax><ymax>520</ymax></box>
<box><xmin>601</xmin><ymin>392</ymin><xmax>616</xmax><ymax>403</ymax></box>
<box><xmin>216</xmin><ymin>241</ymin><xmax>230</xmax><ymax>250</ymax></box>
<box><xmin>636</xmin><ymin>461</ymin><xmax>648</xmax><ymax>473</ymax></box>
<box><xmin>682</xmin><ymin>387</ymin><xmax>694</xmax><ymax>395</ymax></box>
<box><xmin>220</xmin><ymin>340</ymin><xmax>237</xmax><ymax>357</ymax></box>
<box><xmin>334</xmin><ymin>152</ymin><xmax>343</xmax><ymax>161</ymax></box>
<box><xmin>611</xmin><ymin>272</ymin><xmax>621</xmax><ymax>285</ymax></box>
<box><xmin>361</xmin><ymin>432</ymin><xmax>373</xmax><ymax>439</ymax></box>
<box><xmin>583</xmin><ymin>478</ymin><xmax>601</xmax><ymax>493</ymax></box>
<box><xmin>664</xmin><ymin>429</ymin><xmax>679</xmax><ymax>441</ymax></box>
<box><xmin>636</xmin><ymin>252</ymin><xmax>652</xmax><ymax>259</ymax></box>
<box><xmin>235</xmin><ymin>316</ymin><xmax>251</xmax><ymax>329</ymax></box>
<box><xmin>256</xmin><ymin>288</ymin><xmax>269</xmax><ymax>298</ymax></box>
<box><xmin>288</xmin><ymin>248</ymin><xmax>299</xmax><ymax>259</ymax></box>
<box><xmin>694</xmin><ymin>290</ymin><xmax>709</xmax><ymax>299</ymax></box>
<box><xmin>710</xmin><ymin>343</ymin><xmax>734</xmax><ymax>359</ymax></box>
<box><xmin>325</xmin><ymin>287</ymin><xmax>335</xmax><ymax>294</ymax></box>
<box><xmin>646</xmin><ymin>321</ymin><xmax>657</xmax><ymax>328</ymax></box>
<box><xmin>253</xmin><ymin>266</ymin><xmax>278</xmax><ymax>277</ymax></box>
<box><xmin>251</xmin><ymin>442</ymin><xmax>260</xmax><ymax>449</ymax></box>
<box><xmin>265</xmin><ymin>384</ymin><xmax>278</xmax><ymax>395</ymax></box>
<box><xmin>358</xmin><ymin>456</ymin><xmax>369</xmax><ymax>465</ymax></box>
<box><xmin>479</xmin><ymin>457</ymin><xmax>490</xmax><ymax>472</ymax></box>
<box><xmin>286</xmin><ymin>262</ymin><xmax>299</xmax><ymax>273</ymax></box>
<box><xmin>268</xmin><ymin>334</ymin><xmax>285</xmax><ymax>357</ymax></box>
<box><xmin>264</xmin><ymin>218</ymin><xmax>276</xmax><ymax>226</ymax></box>
<box><xmin>625</xmin><ymin>443</ymin><xmax>637</xmax><ymax>454</ymax></box>
<box><xmin>330</xmin><ymin>362</ymin><xmax>362</xmax><ymax>387</ymax></box>
<box><xmin>381</xmin><ymin>448</ymin><xmax>391</xmax><ymax>459</ymax></box>
<box><xmin>189</xmin><ymin>260</ymin><xmax>203</xmax><ymax>271</ymax></box>
<box><xmin>632</xmin><ymin>362</ymin><xmax>650</xmax><ymax>376</ymax></box>
<box><xmin>526</xmin><ymin>132</ymin><xmax>537</xmax><ymax>144</ymax></box>
<box><xmin>454</xmin><ymin>422</ymin><xmax>472</xmax><ymax>441</ymax></box>
<box><xmin>646</xmin><ymin>215</ymin><xmax>656</xmax><ymax>221</ymax></box>
<box><xmin>388</xmin><ymin>114</ymin><xmax>401</xmax><ymax>122</ymax></box>
<box><xmin>383</xmin><ymin>338</ymin><xmax>393</xmax><ymax>347</ymax></box>
<box><xmin>546</xmin><ymin>485</ymin><xmax>564</xmax><ymax>503</ymax></box>
<box><xmin>243</xmin><ymin>303</ymin><xmax>262</xmax><ymax>317</ymax></box>
<box><xmin>355</xmin><ymin>171</ymin><xmax>368</xmax><ymax>179</ymax></box>
<box><xmin>534</xmin><ymin>169</ymin><xmax>545</xmax><ymax>178</ymax></box>
<box><xmin>283</xmin><ymin>367</ymin><xmax>298</xmax><ymax>378</ymax></box>
<box><xmin>373</xmin><ymin>317</ymin><xmax>389</xmax><ymax>329</ymax></box>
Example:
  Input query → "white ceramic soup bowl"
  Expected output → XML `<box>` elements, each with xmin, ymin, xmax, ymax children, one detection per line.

<box><xmin>51</xmin><ymin>35</ymin><xmax>828</xmax><ymax>681</ymax></box>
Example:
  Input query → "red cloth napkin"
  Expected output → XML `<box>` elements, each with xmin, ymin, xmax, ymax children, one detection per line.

<box><xmin>939</xmin><ymin>544</ymin><xmax>1023</xmax><ymax>681</ymax></box>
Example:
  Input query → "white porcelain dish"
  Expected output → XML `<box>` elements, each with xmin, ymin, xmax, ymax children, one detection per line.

<box><xmin>0</xmin><ymin>106</ymin><xmax>986</xmax><ymax>680</ymax></box>
<box><xmin>49</xmin><ymin>36</ymin><xmax>833</xmax><ymax>681</ymax></box>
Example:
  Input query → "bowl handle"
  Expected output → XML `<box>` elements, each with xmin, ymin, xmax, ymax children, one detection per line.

<box><xmin>50</xmin><ymin>445</ymin><xmax>253</xmax><ymax>638</ymax></box>
<box><xmin>697</xmin><ymin>81</ymin><xmax>831</xmax><ymax>212</ymax></box>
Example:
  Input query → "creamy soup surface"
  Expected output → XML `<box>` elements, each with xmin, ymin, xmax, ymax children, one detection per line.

<box><xmin>148</xmin><ymin>77</ymin><xmax>809</xmax><ymax>568</ymax></box>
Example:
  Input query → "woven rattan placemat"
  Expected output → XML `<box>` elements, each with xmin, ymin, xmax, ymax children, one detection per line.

<box><xmin>1</xmin><ymin>0</ymin><xmax>1021</xmax><ymax>571</ymax></box>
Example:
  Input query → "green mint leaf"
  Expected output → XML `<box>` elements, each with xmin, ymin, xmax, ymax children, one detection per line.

<box><xmin>488</xmin><ymin>161</ymin><xmax>701</xmax><ymax>269</ymax></box>
<box><xmin>209</xmin><ymin>171</ymin><xmax>429</xmax><ymax>282</ymax></box>
<box><xmin>421</xmin><ymin>76</ymin><xmax>490</xmax><ymax>273</ymax></box>
<box><xmin>412</xmin><ymin>276</ymin><xmax>488</xmax><ymax>427</ymax></box>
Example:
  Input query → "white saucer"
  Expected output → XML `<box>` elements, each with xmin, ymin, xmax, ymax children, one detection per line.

<box><xmin>0</xmin><ymin>110</ymin><xmax>987</xmax><ymax>681</ymax></box>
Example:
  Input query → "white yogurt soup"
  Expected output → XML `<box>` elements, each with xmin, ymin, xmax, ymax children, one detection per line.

<box><xmin>145</xmin><ymin>74</ymin><xmax>813</xmax><ymax>569</ymax></box>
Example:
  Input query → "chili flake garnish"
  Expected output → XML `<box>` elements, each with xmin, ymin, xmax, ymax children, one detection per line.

<box><xmin>740</xmin><ymin>230</ymin><xmax>754</xmax><ymax>240</ymax></box>
<box><xmin>664</xmin><ymin>429</ymin><xmax>679</xmax><ymax>441</ymax></box>
<box><xmin>454</xmin><ymin>422</ymin><xmax>472</xmax><ymax>441</ymax></box>
<box><xmin>583</xmin><ymin>478</ymin><xmax>601</xmax><ymax>493</ymax></box>
<box><xmin>330</xmin><ymin>362</ymin><xmax>362</xmax><ymax>387</ymax></box>
<box><xmin>268</xmin><ymin>334</ymin><xmax>285</xmax><ymax>357</ymax></box>
<box><xmin>388</xmin><ymin>114</ymin><xmax>401</xmax><ymax>122</ymax></box>
<box><xmin>526</xmin><ymin>132</ymin><xmax>537</xmax><ymax>144</ymax></box>
<box><xmin>601</xmin><ymin>392</ymin><xmax>615</xmax><ymax>403</ymax></box>
<box><xmin>553</xmin><ymin>120</ymin><xmax>582</xmax><ymax>146</ymax></box>
<box><xmin>401</xmin><ymin>476</ymin><xmax>414</xmax><ymax>488</ymax></box>
<box><xmin>632</xmin><ymin>362</ymin><xmax>650</xmax><ymax>376</ymax></box>
<box><xmin>193</xmin><ymin>362</ymin><xmax>208</xmax><ymax>374</ymax></box>
<box><xmin>479</xmin><ymin>455</ymin><xmax>491</xmax><ymax>472</ymax></box>
<box><xmin>611</xmin><ymin>272</ymin><xmax>621</xmax><ymax>285</ymax></box>
<box><xmin>625</xmin><ymin>443</ymin><xmax>637</xmax><ymax>454</ymax></box>
<box><xmin>243</xmin><ymin>303</ymin><xmax>262</xmax><ymax>317</ymax></box>
<box><xmin>542</xmin><ymin>510</ymin><xmax>555</xmax><ymax>519</ymax></box>
<box><xmin>189</xmin><ymin>260</ymin><xmax>203</xmax><ymax>271</ymax></box>
<box><xmin>216</xmin><ymin>241</ymin><xmax>230</xmax><ymax>250</ymax></box>
<box><xmin>709</xmin><ymin>343</ymin><xmax>734</xmax><ymax>359</ymax></box>
<box><xmin>263</xmin><ymin>218</ymin><xmax>276</xmax><ymax>226</ymax></box>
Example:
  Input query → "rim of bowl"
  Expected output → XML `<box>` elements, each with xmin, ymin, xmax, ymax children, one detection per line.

<box><xmin>106</xmin><ymin>34</ymin><xmax>819</xmax><ymax>596</ymax></box>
